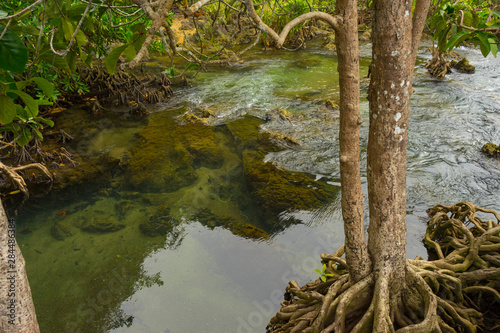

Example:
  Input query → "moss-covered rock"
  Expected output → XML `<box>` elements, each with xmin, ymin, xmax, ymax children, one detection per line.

<box><xmin>226</xmin><ymin>115</ymin><xmax>269</xmax><ymax>151</ymax></box>
<box><xmin>127</xmin><ymin>112</ymin><xmax>223</xmax><ymax>192</ymax></box>
<box><xmin>482</xmin><ymin>142</ymin><xmax>500</xmax><ymax>157</ymax></box>
<box><xmin>80</xmin><ymin>211</ymin><xmax>125</xmax><ymax>233</ymax></box>
<box><xmin>51</xmin><ymin>220</ymin><xmax>74</xmax><ymax>240</ymax></box>
<box><xmin>52</xmin><ymin>154</ymin><xmax>121</xmax><ymax>193</ymax></box>
<box><xmin>294</xmin><ymin>58</ymin><xmax>321</xmax><ymax>69</ymax></box>
<box><xmin>325</xmin><ymin>99</ymin><xmax>339</xmax><ymax>110</ymax></box>
<box><xmin>139</xmin><ymin>205</ymin><xmax>177</xmax><ymax>237</ymax></box>
<box><xmin>450</xmin><ymin>58</ymin><xmax>475</xmax><ymax>74</ymax></box>
<box><xmin>226</xmin><ymin>113</ymin><xmax>338</xmax><ymax>217</ymax></box>
<box><xmin>115</xmin><ymin>200</ymin><xmax>135</xmax><ymax>220</ymax></box>
<box><xmin>243</xmin><ymin>150</ymin><xmax>336</xmax><ymax>215</ymax></box>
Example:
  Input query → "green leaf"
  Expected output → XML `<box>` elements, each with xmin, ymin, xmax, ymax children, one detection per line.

<box><xmin>133</xmin><ymin>34</ymin><xmax>147</xmax><ymax>52</ymax></box>
<box><xmin>15</xmin><ymin>80</ymin><xmax>29</xmax><ymax>91</ymax></box>
<box><xmin>34</xmin><ymin>117</ymin><xmax>54</xmax><ymax>127</ymax></box>
<box><xmin>39</xmin><ymin>50</ymin><xmax>71</xmax><ymax>72</ymax></box>
<box><xmin>130</xmin><ymin>23</ymin><xmax>144</xmax><ymax>33</ymax></box>
<box><xmin>31</xmin><ymin>77</ymin><xmax>55</xmax><ymax>97</ymax></box>
<box><xmin>49</xmin><ymin>17</ymin><xmax>62</xmax><ymax>27</ymax></box>
<box><xmin>320</xmin><ymin>276</ymin><xmax>326</xmax><ymax>282</ymax></box>
<box><xmin>475</xmin><ymin>32</ymin><xmax>491</xmax><ymax>57</ymax></box>
<box><xmin>489</xmin><ymin>39</ymin><xmax>498</xmax><ymax>58</ymax></box>
<box><xmin>165</xmin><ymin>66</ymin><xmax>175</xmax><ymax>78</ymax></box>
<box><xmin>105</xmin><ymin>44</ymin><xmax>129</xmax><ymax>75</ymax></box>
<box><xmin>8</xmin><ymin>90</ymin><xmax>38</xmax><ymax>117</ymax></box>
<box><xmin>0</xmin><ymin>10</ymin><xmax>7</xmax><ymax>18</ymax></box>
<box><xmin>0</xmin><ymin>25</ymin><xmax>28</xmax><ymax>73</ymax></box>
<box><xmin>68</xmin><ymin>3</ymin><xmax>87</xmax><ymax>18</ymax></box>
<box><xmin>28</xmin><ymin>124</ymin><xmax>43</xmax><ymax>141</ymax></box>
<box><xmin>314</xmin><ymin>269</ymin><xmax>322</xmax><ymax>275</ymax></box>
<box><xmin>433</xmin><ymin>20</ymin><xmax>447</xmax><ymax>39</ymax></box>
<box><xmin>36</xmin><ymin>99</ymin><xmax>53</xmax><ymax>106</ymax></box>
<box><xmin>16</xmin><ymin>127</ymin><xmax>31</xmax><ymax>146</ymax></box>
<box><xmin>67</xmin><ymin>51</ymin><xmax>77</xmax><ymax>72</ymax></box>
<box><xmin>445</xmin><ymin>30</ymin><xmax>470</xmax><ymax>50</ymax></box>
<box><xmin>76</xmin><ymin>30</ymin><xmax>87</xmax><ymax>47</ymax></box>
<box><xmin>438</xmin><ymin>25</ymin><xmax>452</xmax><ymax>52</ymax></box>
<box><xmin>61</xmin><ymin>18</ymin><xmax>75</xmax><ymax>42</ymax></box>
<box><xmin>123</xmin><ymin>44</ymin><xmax>137</xmax><ymax>62</ymax></box>
<box><xmin>85</xmin><ymin>53</ymin><xmax>93</xmax><ymax>68</ymax></box>
<box><xmin>0</xmin><ymin>95</ymin><xmax>17</xmax><ymax>124</ymax></box>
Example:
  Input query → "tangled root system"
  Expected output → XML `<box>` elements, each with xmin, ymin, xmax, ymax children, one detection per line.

<box><xmin>267</xmin><ymin>202</ymin><xmax>500</xmax><ymax>333</ymax></box>
<box><xmin>426</xmin><ymin>49</ymin><xmax>451</xmax><ymax>79</ymax></box>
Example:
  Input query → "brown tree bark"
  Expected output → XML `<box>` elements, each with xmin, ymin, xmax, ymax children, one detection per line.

<box><xmin>0</xmin><ymin>202</ymin><xmax>40</xmax><ymax>332</ymax></box>
<box><xmin>335</xmin><ymin>0</ymin><xmax>371</xmax><ymax>284</ymax></box>
<box><xmin>367</xmin><ymin>0</ymin><xmax>414</xmax><ymax>294</ymax></box>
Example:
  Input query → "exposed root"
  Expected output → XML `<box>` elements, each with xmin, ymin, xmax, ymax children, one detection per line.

<box><xmin>267</xmin><ymin>202</ymin><xmax>500</xmax><ymax>332</ymax></box>
<box><xmin>426</xmin><ymin>49</ymin><xmax>451</xmax><ymax>79</ymax></box>
<box><xmin>0</xmin><ymin>161</ymin><xmax>53</xmax><ymax>198</ymax></box>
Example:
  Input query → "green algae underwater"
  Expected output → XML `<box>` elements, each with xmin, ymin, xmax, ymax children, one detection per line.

<box><xmin>14</xmin><ymin>89</ymin><xmax>341</xmax><ymax>332</ymax></box>
<box><xmin>12</xmin><ymin>40</ymin><xmax>500</xmax><ymax>332</ymax></box>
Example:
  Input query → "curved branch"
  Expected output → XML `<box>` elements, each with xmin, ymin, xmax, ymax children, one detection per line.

<box><xmin>244</xmin><ymin>0</ymin><xmax>341</xmax><ymax>48</ymax></box>
<box><xmin>50</xmin><ymin>0</ymin><xmax>93</xmax><ymax>57</ymax></box>
<box><xmin>0</xmin><ymin>0</ymin><xmax>44</xmax><ymax>21</ymax></box>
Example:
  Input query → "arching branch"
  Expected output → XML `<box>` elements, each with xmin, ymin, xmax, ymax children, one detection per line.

<box><xmin>244</xmin><ymin>0</ymin><xmax>341</xmax><ymax>48</ymax></box>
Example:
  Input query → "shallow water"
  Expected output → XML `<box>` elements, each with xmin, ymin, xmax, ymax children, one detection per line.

<box><xmin>15</xmin><ymin>42</ymin><xmax>500</xmax><ymax>333</ymax></box>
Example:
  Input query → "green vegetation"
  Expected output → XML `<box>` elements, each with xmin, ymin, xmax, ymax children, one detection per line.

<box><xmin>427</xmin><ymin>0</ymin><xmax>499</xmax><ymax>57</ymax></box>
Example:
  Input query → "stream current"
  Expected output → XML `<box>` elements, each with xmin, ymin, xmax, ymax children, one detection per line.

<box><xmin>14</xmin><ymin>42</ymin><xmax>500</xmax><ymax>333</ymax></box>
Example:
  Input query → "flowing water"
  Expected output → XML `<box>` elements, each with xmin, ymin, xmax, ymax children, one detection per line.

<box><xmin>13</xmin><ymin>42</ymin><xmax>500</xmax><ymax>333</ymax></box>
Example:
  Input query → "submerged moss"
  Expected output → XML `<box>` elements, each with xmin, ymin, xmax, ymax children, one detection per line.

<box><xmin>127</xmin><ymin>112</ymin><xmax>223</xmax><ymax>192</ymax></box>
<box><xmin>80</xmin><ymin>211</ymin><xmax>126</xmax><ymax>233</ymax></box>
<box><xmin>50</xmin><ymin>220</ymin><xmax>74</xmax><ymax>241</ymax></box>
<box><xmin>139</xmin><ymin>204</ymin><xmax>178</xmax><ymax>237</ymax></box>
<box><xmin>228</xmin><ymin>113</ymin><xmax>338</xmax><ymax>218</ymax></box>
<box><xmin>243</xmin><ymin>150</ymin><xmax>336</xmax><ymax>215</ymax></box>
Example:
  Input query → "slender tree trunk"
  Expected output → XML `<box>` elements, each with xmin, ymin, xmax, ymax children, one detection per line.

<box><xmin>0</xmin><ymin>203</ymin><xmax>40</xmax><ymax>333</ymax></box>
<box><xmin>335</xmin><ymin>0</ymin><xmax>371</xmax><ymax>283</ymax></box>
<box><xmin>367</xmin><ymin>0</ymin><xmax>414</xmax><ymax>296</ymax></box>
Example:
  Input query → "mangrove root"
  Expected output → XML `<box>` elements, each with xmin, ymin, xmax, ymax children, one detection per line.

<box><xmin>267</xmin><ymin>201</ymin><xmax>500</xmax><ymax>332</ymax></box>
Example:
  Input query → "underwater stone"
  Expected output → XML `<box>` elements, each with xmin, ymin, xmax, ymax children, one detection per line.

<box><xmin>115</xmin><ymin>200</ymin><xmax>135</xmax><ymax>219</ymax></box>
<box><xmin>139</xmin><ymin>205</ymin><xmax>177</xmax><ymax>237</ymax></box>
<box><xmin>80</xmin><ymin>212</ymin><xmax>125</xmax><ymax>233</ymax></box>
<box><xmin>51</xmin><ymin>220</ymin><xmax>74</xmax><ymax>241</ymax></box>
<box><xmin>243</xmin><ymin>150</ymin><xmax>337</xmax><ymax>215</ymax></box>
<box><xmin>294</xmin><ymin>58</ymin><xmax>321</xmax><ymax>69</ymax></box>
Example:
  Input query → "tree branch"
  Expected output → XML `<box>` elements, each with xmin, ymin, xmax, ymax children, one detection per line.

<box><xmin>244</xmin><ymin>0</ymin><xmax>341</xmax><ymax>48</ymax></box>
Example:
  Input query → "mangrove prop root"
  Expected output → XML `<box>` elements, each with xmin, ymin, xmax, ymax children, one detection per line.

<box><xmin>426</xmin><ymin>49</ymin><xmax>451</xmax><ymax>79</ymax></box>
<box><xmin>266</xmin><ymin>201</ymin><xmax>500</xmax><ymax>332</ymax></box>
<box><xmin>0</xmin><ymin>161</ymin><xmax>53</xmax><ymax>198</ymax></box>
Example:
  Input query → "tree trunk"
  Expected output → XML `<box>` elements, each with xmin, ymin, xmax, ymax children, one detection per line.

<box><xmin>335</xmin><ymin>0</ymin><xmax>371</xmax><ymax>284</ymax></box>
<box><xmin>0</xmin><ymin>203</ymin><xmax>40</xmax><ymax>332</ymax></box>
<box><xmin>367</xmin><ymin>0</ymin><xmax>413</xmax><ymax>296</ymax></box>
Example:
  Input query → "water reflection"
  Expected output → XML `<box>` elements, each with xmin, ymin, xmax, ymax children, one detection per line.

<box><xmin>15</xmin><ymin>42</ymin><xmax>500</xmax><ymax>333</ymax></box>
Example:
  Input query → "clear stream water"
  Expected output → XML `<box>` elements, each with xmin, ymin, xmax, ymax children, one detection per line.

<box><xmin>14</xmin><ymin>42</ymin><xmax>500</xmax><ymax>333</ymax></box>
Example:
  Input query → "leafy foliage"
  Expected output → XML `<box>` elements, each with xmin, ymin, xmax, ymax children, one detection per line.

<box><xmin>427</xmin><ymin>0</ymin><xmax>500</xmax><ymax>57</ymax></box>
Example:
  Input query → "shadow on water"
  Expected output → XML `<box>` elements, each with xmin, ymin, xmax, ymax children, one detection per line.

<box><xmin>13</xmin><ymin>41</ymin><xmax>500</xmax><ymax>332</ymax></box>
